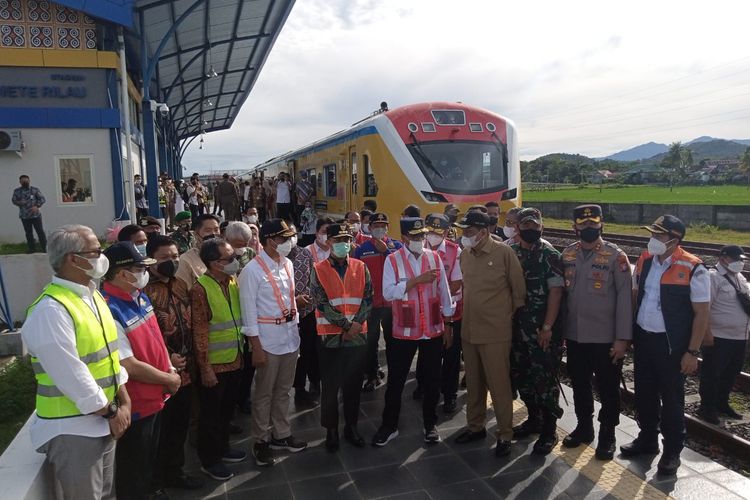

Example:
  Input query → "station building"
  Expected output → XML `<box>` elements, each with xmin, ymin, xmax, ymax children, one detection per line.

<box><xmin>0</xmin><ymin>0</ymin><xmax>293</xmax><ymax>242</ymax></box>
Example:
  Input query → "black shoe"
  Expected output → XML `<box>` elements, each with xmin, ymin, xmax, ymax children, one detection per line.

<box><xmin>495</xmin><ymin>440</ymin><xmax>512</xmax><ymax>457</ymax></box>
<box><xmin>308</xmin><ymin>382</ymin><xmax>321</xmax><ymax>400</ymax></box>
<box><xmin>512</xmin><ymin>418</ymin><xmax>543</xmax><ymax>439</ymax></box>
<box><xmin>253</xmin><ymin>441</ymin><xmax>276</xmax><ymax>467</ymax></box>
<box><xmin>595</xmin><ymin>426</ymin><xmax>616</xmax><ymax>460</ymax></box>
<box><xmin>372</xmin><ymin>426</ymin><xmax>399</xmax><ymax>447</ymax></box>
<box><xmin>362</xmin><ymin>379</ymin><xmax>376</xmax><ymax>392</ymax></box>
<box><xmin>221</xmin><ymin>448</ymin><xmax>247</xmax><ymax>463</ymax></box>
<box><xmin>561</xmin><ymin>426</ymin><xmax>594</xmax><ymax>448</ymax></box>
<box><xmin>424</xmin><ymin>426</ymin><xmax>441</xmax><ymax>444</ymax></box>
<box><xmin>201</xmin><ymin>463</ymin><xmax>234</xmax><ymax>481</ymax></box>
<box><xmin>532</xmin><ymin>433</ymin><xmax>558</xmax><ymax>455</ymax></box>
<box><xmin>620</xmin><ymin>438</ymin><xmax>659</xmax><ymax>457</ymax></box>
<box><xmin>344</xmin><ymin>425</ymin><xmax>366</xmax><ymax>447</ymax></box>
<box><xmin>325</xmin><ymin>428</ymin><xmax>339</xmax><ymax>453</ymax></box>
<box><xmin>164</xmin><ymin>474</ymin><xmax>204</xmax><ymax>490</ymax></box>
<box><xmin>716</xmin><ymin>405</ymin><xmax>743</xmax><ymax>420</ymax></box>
<box><xmin>270</xmin><ymin>435</ymin><xmax>308</xmax><ymax>453</ymax></box>
<box><xmin>657</xmin><ymin>453</ymin><xmax>681</xmax><ymax>476</ymax></box>
<box><xmin>455</xmin><ymin>428</ymin><xmax>487</xmax><ymax>444</ymax></box>
<box><xmin>443</xmin><ymin>398</ymin><xmax>458</xmax><ymax>414</ymax></box>
<box><xmin>697</xmin><ymin>405</ymin><xmax>720</xmax><ymax>425</ymax></box>
<box><xmin>412</xmin><ymin>385</ymin><xmax>423</xmax><ymax>400</ymax></box>
<box><xmin>294</xmin><ymin>389</ymin><xmax>317</xmax><ymax>408</ymax></box>
<box><xmin>228</xmin><ymin>423</ymin><xmax>243</xmax><ymax>435</ymax></box>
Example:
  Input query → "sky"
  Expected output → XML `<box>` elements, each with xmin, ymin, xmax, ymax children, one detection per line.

<box><xmin>183</xmin><ymin>0</ymin><xmax>750</xmax><ymax>172</ymax></box>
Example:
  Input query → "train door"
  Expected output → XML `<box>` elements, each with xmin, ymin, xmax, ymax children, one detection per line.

<box><xmin>348</xmin><ymin>145</ymin><xmax>357</xmax><ymax>214</ymax></box>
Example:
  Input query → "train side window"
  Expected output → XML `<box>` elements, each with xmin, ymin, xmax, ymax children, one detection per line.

<box><xmin>351</xmin><ymin>152</ymin><xmax>358</xmax><ymax>195</ymax></box>
<box><xmin>307</xmin><ymin>168</ymin><xmax>317</xmax><ymax>196</ymax></box>
<box><xmin>325</xmin><ymin>164</ymin><xmax>337</xmax><ymax>197</ymax></box>
<box><xmin>364</xmin><ymin>154</ymin><xmax>378</xmax><ymax>196</ymax></box>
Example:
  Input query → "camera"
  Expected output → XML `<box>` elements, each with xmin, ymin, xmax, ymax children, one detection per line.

<box><xmin>156</xmin><ymin>102</ymin><xmax>170</xmax><ymax>116</ymax></box>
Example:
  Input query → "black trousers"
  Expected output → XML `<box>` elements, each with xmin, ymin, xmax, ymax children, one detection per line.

<box><xmin>276</xmin><ymin>202</ymin><xmax>293</xmax><ymax>221</ymax></box>
<box><xmin>21</xmin><ymin>217</ymin><xmax>46</xmax><ymax>252</ymax></box>
<box><xmin>366</xmin><ymin>307</ymin><xmax>393</xmax><ymax>380</ymax></box>
<box><xmin>237</xmin><ymin>338</ymin><xmax>256</xmax><ymax>406</ymax></box>
<box><xmin>318</xmin><ymin>342</ymin><xmax>367</xmax><ymax>428</ymax></box>
<box><xmin>700</xmin><ymin>337</ymin><xmax>747</xmax><ymax>410</ymax></box>
<box><xmin>382</xmin><ymin>336</ymin><xmax>443</xmax><ymax>431</ymax></box>
<box><xmin>416</xmin><ymin>320</ymin><xmax>463</xmax><ymax>400</ymax></box>
<box><xmin>633</xmin><ymin>327</ymin><xmax>685</xmax><ymax>454</ymax></box>
<box><xmin>155</xmin><ymin>385</ymin><xmax>192</xmax><ymax>486</ymax></box>
<box><xmin>116</xmin><ymin>411</ymin><xmax>161</xmax><ymax>500</ymax></box>
<box><xmin>197</xmin><ymin>369</ymin><xmax>241</xmax><ymax>468</ymax></box>
<box><xmin>566</xmin><ymin>340</ymin><xmax>622</xmax><ymax>427</ymax></box>
<box><xmin>294</xmin><ymin>312</ymin><xmax>320</xmax><ymax>390</ymax></box>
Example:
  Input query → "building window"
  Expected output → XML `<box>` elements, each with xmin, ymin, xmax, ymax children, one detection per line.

<box><xmin>325</xmin><ymin>163</ymin><xmax>337</xmax><ymax>197</ymax></box>
<box><xmin>56</xmin><ymin>155</ymin><xmax>95</xmax><ymax>204</ymax></box>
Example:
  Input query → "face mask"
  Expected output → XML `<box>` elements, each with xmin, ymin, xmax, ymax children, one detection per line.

<box><xmin>408</xmin><ymin>239</ymin><xmax>424</xmax><ymax>255</ymax></box>
<box><xmin>135</xmin><ymin>243</ymin><xmax>147</xmax><ymax>256</ymax></box>
<box><xmin>291</xmin><ymin>235</ymin><xmax>298</xmax><ymax>247</ymax></box>
<box><xmin>180</xmin><ymin>223</ymin><xmax>191</xmax><ymax>232</ymax></box>
<box><xmin>76</xmin><ymin>254</ymin><xmax>110</xmax><ymax>279</ymax></box>
<box><xmin>461</xmin><ymin>235</ymin><xmax>477</xmax><ymax>249</ymax></box>
<box><xmin>726</xmin><ymin>261</ymin><xmax>745</xmax><ymax>273</ymax></box>
<box><xmin>579</xmin><ymin>227</ymin><xmax>601</xmax><ymax>244</ymax></box>
<box><xmin>276</xmin><ymin>240</ymin><xmax>293</xmax><ymax>257</ymax></box>
<box><xmin>156</xmin><ymin>259</ymin><xmax>178</xmax><ymax>278</ymax></box>
<box><xmin>21</xmin><ymin>182</ymin><xmax>30</xmax><ymax>188</ymax></box>
<box><xmin>201</xmin><ymin>233</ymin><xmax>216</xmax><ymax>242</ymax></box>
<box><xmin>488</xmin><ymin>216</ymin><xmax>499</xmax><ymax>226</ymax></box>
<box><xmin>332</xmin><ymin>241</ymin><xmax>351</xmax><ymax>258</ymax></box>
<box><xmin>426</xmin><ymin>233</ymin><xmax>443</xmax><ymax>248</ymax></box>
<box><xmin>317</xmin><ymin>234</ymin><xmax>328</xmax><ymax>245</ymax></box>
<box><xmin>247</xmin><ymin>215</ymin><xmax>258</xmax><ymax>224</ymax></box>
<box><xmin>647</xmin><ymin>237</ymin><xmax>668</xmax><ymax>256</ymax></box>
<box><xmin>350</xmin><ymin>223</ymin><xmax>361</xmax><ymax>233</ymax></box>
<box><xmin>127</xmin><ymin>269</ymin><xmax>150</xmax><ymax>290</ymax></box>
<box><xmin>447</xmin><ymin>214</ymin><xmax>458</xmax><ymax>223</ymax></box>
<box><xmin>371</xmin><ymin>227</ymin><xmax>387</xmax><ymax>239</ymax></box>
<box><xmin>503</xmin><ymin>226</ymin><xmax>516</xmax><ymax>239</ymax></box>
<box><xmin>234</xmin><ymin>247</ymin><xmax>247</xmax><ymax>256</ymax></box>
<box><xmin>222</xmin><ymin>259</ymin><xmax>240</xmax><ymax>275</ymax></box>
<box><xmin>362</xmin><ymin>223</ymin><xmax>370</xmax><ymax>235</ymax></box>
<box><xmin>519</xmin><ymin>229</ymin><xmax>542</xmax><ymax>244</ymax></box>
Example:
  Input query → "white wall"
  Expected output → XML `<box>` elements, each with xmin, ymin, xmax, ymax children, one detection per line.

<box><xmin>0</xmin><ymin>128</ymin><xmax>116</xmax><ymax>243</ymax></box>
<box><xmin>0</xmin><ymin>253</ymin><xmax>53</xmax><ymax>325</ymax></box>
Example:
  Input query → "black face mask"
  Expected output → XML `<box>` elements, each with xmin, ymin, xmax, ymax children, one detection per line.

<box><xmin>21</xmin><ymin>182</ymin><xmax>30</xmax><ymax>188</ymax></box>
<box><xmin>447</xmin><ymin>214</ymin><xmax>458</xmax><ymax>223</ymax></box>
<box><xmin>519</xmin><ymin>229</ymin><xmax>542</xmax><ymax>244</ymax></box>
<box><xmin>156</xmin><ymin>259</ymin><xmax>179</xmax><ymax>278</ymax></box>
<box><xmin>202</xmin><ymin>233</ymin><xmax>216</xmax><ymax>241</ymax></box>
<box><xmin>488</xmin><ymin>216</ymin><xmax>499</xmax><ymax>226</ymax></box>
<box><xmin>579</xmin><ymin>227</ymin><xmax>601</xmax><ymax>243</ymax></box>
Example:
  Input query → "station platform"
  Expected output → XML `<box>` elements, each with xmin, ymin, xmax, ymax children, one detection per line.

<box><xmin>168</xmin><ymin>372</ymin><xmax>750</xmax><ymax>500</ymax></box>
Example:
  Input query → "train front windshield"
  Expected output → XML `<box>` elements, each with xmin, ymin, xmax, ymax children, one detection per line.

<box><xmin>407</xmin><ymin>140</ymin><xmax>507</xmax><ymax>195</ymax></box>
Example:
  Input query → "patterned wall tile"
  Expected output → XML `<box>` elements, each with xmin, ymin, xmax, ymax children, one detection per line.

<box><xmin>1</xmin><ymin>23</ymin><xmax>25</xmax><ymax>47</ymax></box>
<box><xmin>0</xmin><ymin>0</ymin><xmax>97</xmax><ymax>50</ymax></box>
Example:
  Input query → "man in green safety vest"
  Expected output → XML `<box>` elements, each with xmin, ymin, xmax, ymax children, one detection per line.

<box><xmin>190</xmin><ymin>237</ymin><xmax>246</xmax><ymax>481</ymax></box>
<box><xmin>22</xmin><ymin>224</ymin><xmax>131</xmax><ymax>499</ymax></box>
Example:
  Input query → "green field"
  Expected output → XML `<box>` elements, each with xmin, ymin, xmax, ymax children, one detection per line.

<box><xmin>523</xmin><ymin>184</ymin><xmax>750</xmax><ymax>205</ymax></box>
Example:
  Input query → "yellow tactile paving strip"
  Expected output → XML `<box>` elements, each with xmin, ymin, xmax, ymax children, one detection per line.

<box><xmin>509</xmin><ymin>399</ymin><xmax>671</xmax><ymax>500</ymax></box>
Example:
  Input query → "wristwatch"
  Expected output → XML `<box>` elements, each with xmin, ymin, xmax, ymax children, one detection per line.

<box><xmin>541</xmin><ymin>324</ymin><xmax>552</xmax><ymax>332</ymax></box>
<box><xmin>687</xmin><ymin>349</ymin><xmax>701</xmax><ymax>358</ymax></box>
<box><xmin>102</xmin><ymin>400</ymin><xmax>119</xmax><ymax>419</ymax></box>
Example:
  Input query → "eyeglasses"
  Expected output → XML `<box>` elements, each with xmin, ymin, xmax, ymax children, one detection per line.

<box><xmin>216</xmin><ymin>255</ymin><xmax>238</xmax><ymax>264</ymax></box>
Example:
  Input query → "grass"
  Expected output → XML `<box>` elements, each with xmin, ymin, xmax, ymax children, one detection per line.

<box><xmin>524</xmin><ymin>184</ymin><xmax>750</xmax><ymax>205</ymax></box>
<box><xmin>543</xmin><ymin>217</ymin><xmax>750</xmax><ymax>246</ymax></box>
<box><xmin>0</xmin><ymin>243</ymin><xmax>29</xmax><ymax>256</ymax></box>
<box><xmin>0</xmin><ymin>356</ymin><xmax>36</xmax><ymax>454</ymax></box>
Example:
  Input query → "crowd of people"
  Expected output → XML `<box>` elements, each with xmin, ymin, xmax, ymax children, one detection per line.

<box><xmin>19</xmin><ymin>179</ymin><xmax>750</xmax><ymax>499</ymax></box>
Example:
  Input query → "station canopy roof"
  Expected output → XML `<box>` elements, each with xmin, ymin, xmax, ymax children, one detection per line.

<box><xmin>135</xmin><ymin>0</ymin><xmax>295</xmax><ymax>140</ymax></box>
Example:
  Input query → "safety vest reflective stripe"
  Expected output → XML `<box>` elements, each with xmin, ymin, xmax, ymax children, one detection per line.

<box><xmin>27</xmin><ymin>284</ymin><xmax>121</xmax><ymax>419</ymax></box>
<box><xmin>255</xmin><ymin>256</ymin><xmax>296</xmax><ymax>318</ymax></box>
<box><xmin>329</xmin><ymin>297</ymin><xmax>363</xmax><ymax>307</ymax></box>
<box><xmin>314</xmin><ymin>259</ymin><xmax>367</xmax><ymax>335</ymax></box>
<box><xmin>197</xmin><ymin>274</ymin><xmax>242</xmax><ymax>365</ymax></box>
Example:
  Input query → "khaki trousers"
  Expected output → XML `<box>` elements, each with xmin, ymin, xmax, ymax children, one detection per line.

<box><xmin>462</xmin><ymin>340</ymin><xmax>513</xmax><ymax>441</ymax></box>
<box><xmin>250</xmin><ymin>349</ymin><xmax>299</xmax><ymax>442</ymax></box>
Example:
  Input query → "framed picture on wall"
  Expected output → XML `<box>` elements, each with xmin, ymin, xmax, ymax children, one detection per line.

<box><xmin>55</xmin><ymin>155</ymin><xmax>95</xmax><ymax>205</ymax></box>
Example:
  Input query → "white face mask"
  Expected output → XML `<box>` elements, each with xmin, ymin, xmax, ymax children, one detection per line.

<box><xmin>371</xmin><ymin>227</ymin><xmax>387</xmax><ymax>240</ymax></box>
<box><xmin>647</xmin><ymin>237</ymin><xmax>669</xmax><ymax>256</ymax></box>
<box><xmin>223</xmin><ymin>259</ymin><xmax>240</xmax><ymax>275</ymax></box>
<box><xmin>362</xmin><ymin>223</ymin><xmax>370</xmax><ymax>235</ymax></box>
<box><xmin>461</xmin><ymin>235</ymin><xmax>477</xmax><ymax>249</ymax></box>
<box><xmin>128</xmin><ymin>269</ymin><xmax>150</xmax><ymax>290</ymax></box>
<box><xmin>234</xmin><ymin>247</ymin><xmax>247</xmax><ymax>256</ymax></box>
<box><xmin>135</xmin><ymin>243</ymin><xmax>147</xmax><ymax>256</ymax></box>
<box><xmin>317</xmin><ymin>234</ymin><xmax>328</xmax><ymax>245</ymax></box>
<box><xmin>408</xmin><ymin>239</ymin><xmax>424</xmax><ymax>255</ymax></box>
<box><xmin>276</xmin><ymin>239</ymin><xmax>293</xmax><ymax>257</ymax></box>
<box><xmin>76</xmin><ymin>254</ymin><xmax>110</xmax><ymax>279</ymax></box>
<box><xmin>426</xmin><ymin>233</ymin><xmax>443</xmax><ymax>248</ymax></box>
<box><xmin>291</xmin><ymin>235</ymin><xmax>298</xmax><ymax>247</ymax></box>
<box><xmin>350</xmin><ymin>222</ymin><xmax>361</xmax><ymax>234</ymax></box>
<box><xmin>246</xmin><ymin>215</ymin><xmax>258</xmax><ymax>224</ymax></box>
<box><xmin>726</xmin><ymin>261</ymin><xmax>745</xmax><ymax>274</ymax></box>
<box><xmin>503</xmin><ymin>226</ymin><xmax>516</xmax><ymax>239</ymax></box>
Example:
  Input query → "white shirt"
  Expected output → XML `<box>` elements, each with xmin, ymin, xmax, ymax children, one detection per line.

<box><xmin>187</xmin><ymin>184</ymin><xmax>199</xmax><ymax>205</ymax></box>
<box><xmin>636</xmin><ymin>253</ymin><xmax>711</xmax><ymax>332</ymax></box>
<box><xmin>275</xmin><ymin>180</ymin><xmax>291</xmax><ymax>204</ymax></box>
<box><xmin>709</xmin><ymin>265</ymin><xmax>750</xmax><ymax>340</ymax></box>
<box><xmin>238</xmin><ymin>250</ymin><xmax>300</xmax><ymax>355</ymax></box>
<box><xmin>21</xmin><ymin>277</ymin><xmax>128</xmax><ymax>450</ymax></box>
<box><xmin>306</xmin><ymin>241</ymin><xmax>330</xmax><ymax>263</ymax></box>
<box><xmin>383</xmin><ymin>247</ymin><xmax>456</xmax><ymax>339</ymax></box>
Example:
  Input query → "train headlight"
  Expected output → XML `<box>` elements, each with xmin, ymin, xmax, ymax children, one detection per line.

<box><xmin>421</xmin><ymin>191</ymin><xmax>448</xmax><ymax>203</ymax></box>
<box><xmin>486</xmin><ymin>122</ymin><xmax>496</xmax><ymax>132</ymax></box>
<box><xmin>407</xmin><ymin>122</ymin><xmax>419</xmax><ymax>133</ymax></box>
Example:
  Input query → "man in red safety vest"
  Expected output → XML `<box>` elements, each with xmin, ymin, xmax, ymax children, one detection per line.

<box><xmin>311</xmin><ymin>223</ymin><xmax>374</xmax><ymax>452</ymax></box>
<box><xmin>371</xmin><ymin>217</ymin><xmax>455</xmax><ymax>447</ymax></box>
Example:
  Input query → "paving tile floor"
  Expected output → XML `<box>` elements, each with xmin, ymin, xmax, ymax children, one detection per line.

<box><xmin>167</xmin><ymin>361</ymin><xmax>750</xmax><ymax>500</ymax></box>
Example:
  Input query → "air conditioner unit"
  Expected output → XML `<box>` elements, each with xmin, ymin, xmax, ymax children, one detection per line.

<box><xmin>0</xmin><ymin>130</ymin><xmax>23</xmax><ymax>151</ymax></box>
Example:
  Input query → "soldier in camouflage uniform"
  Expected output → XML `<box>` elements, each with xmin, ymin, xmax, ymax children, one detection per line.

<box><xmin>509</xmin><ymin>208</ymin><xmax>565</xmax><ymax>455</ymax></box>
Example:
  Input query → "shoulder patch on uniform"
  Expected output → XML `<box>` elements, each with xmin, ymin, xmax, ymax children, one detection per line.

<box><xmin>617</xmin><ymin>251</ymin><xmax>630</xmax><ymax>272</ymax></box>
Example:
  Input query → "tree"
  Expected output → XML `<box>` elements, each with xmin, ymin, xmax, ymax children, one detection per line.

<box><xmin>741</xmin><ymin>146</ymin><xmax>750</xmax><ymax>188</ymax></box>
<box><xmin>661</xmin><ymin>141</ymin><xmax>692</xmax><ymax>191</ymax></box>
